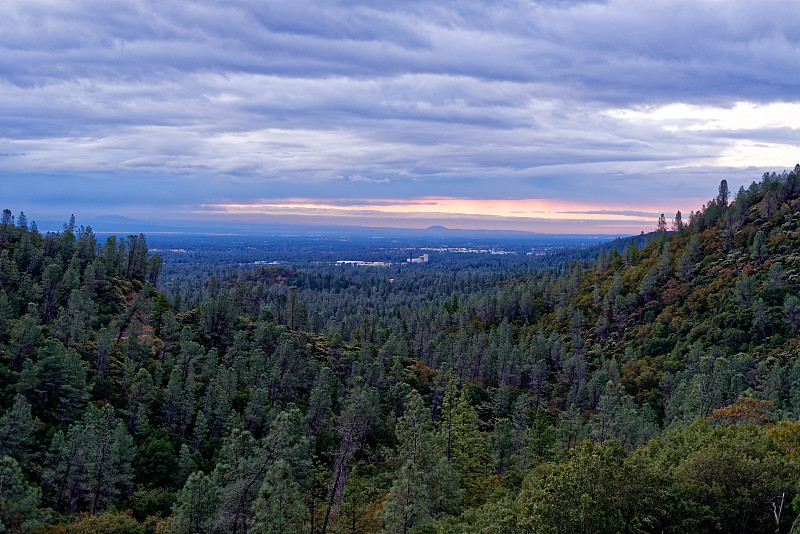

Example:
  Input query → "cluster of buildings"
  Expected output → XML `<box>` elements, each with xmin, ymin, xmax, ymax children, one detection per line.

<box><xmin>335</xmin><ymin>251</ymin><xmax>430</xmax><ymax>267</ymax></box>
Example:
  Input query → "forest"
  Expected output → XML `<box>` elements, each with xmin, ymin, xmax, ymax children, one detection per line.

<box><xmin>2</xmin><ymin>167</ymin><xmax>800</xmax><ymax>533</ymax></box>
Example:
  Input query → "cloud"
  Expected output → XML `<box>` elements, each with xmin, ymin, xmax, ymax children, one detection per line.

<box><xmin>0</xmin><ymin>0</ymin><xmax>798</xmax><ymax>232</ymax></box>
<box><xmin>196</xmin><ymin>196</ymin><xmax>682</xmax><ymax>234</ymax></box>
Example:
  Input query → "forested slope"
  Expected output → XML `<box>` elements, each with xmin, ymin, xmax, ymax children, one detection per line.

<box><xmin>1</xmin><ymin>167</ymin><xmax>800</xmax><ymax>533</ymax></box>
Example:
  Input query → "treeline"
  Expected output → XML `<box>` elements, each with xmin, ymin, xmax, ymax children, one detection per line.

<box><xmin>1</xmin><ymin>165</ymin><xmax>800</xmax><ymax>533</ymax></box>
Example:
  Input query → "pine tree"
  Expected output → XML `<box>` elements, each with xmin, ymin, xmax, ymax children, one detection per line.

<box><xmin>95</xmin><ymin>327</ymin><xmax>113</xmax><ymax>374</ymax></box>
<box><xmin>718</xmin><ymin>179</ymin><xmax>730</xmax><ymax>206</ymax></box>
<box><xmin>177</xmin><ymin>443</ymin><xmax>196</xmax><ymax>488</ymax></box>
<box><xmin>163</xmin><ymin>368</ymin><xmax>185</xmax><ymax>433</ymax></box>
<box><xmin>305</xmin><ymin>366</ymin><xmax>334</xmax><ymax>435</ymax></box>
<box><xmin>192</xmin><ymin>411</ymin><xmax>209</xmax><ymax>453</ymax></box>
<box><xmin>491</xmin><ymin>418</ymin><xmax>515</xmax><ymax>474</ymax></box>
<box><xmin>39</xmin><ymin>264</ymin><xmax>63</xmax><ymax>323</ymax></box>
<box><xmin>19</xmin><ymin>340</ymin><xmax>89</xmax><ymax>425</ymax></box>
<box><xmin>382</xmin><ymin>461</ymin><xmax>430</xmax><ymax>534</ymax></box>
<box><xmin>753</xmin><ymin>298</ymin><xmax>767</xmax><ymax>340</ymax></box>
<box><xmin>133</xmin><ymin>432</ymin><xmax>179</xmax><ymax>490</ymax></box>
<box><xmin>0</xmin><ymin>250</ymin><xmax>18</xmax><ymax>292</ymax></box>
<box><xmin>396</xmin><ymin>390</ymin><xmax>461</xmax><ymax>519</ymax></box>
<box><xmin>211</xmin><ymin>408</ymin><xmax>309</xmax><ymax>534</ymax></box>
<box><xmin>557</xmin><ymin>403</ymin><xmax>585</xmax><ymax>449</ymax></box>
<box><xmin>528</xmin><ymin>407</ymin><xmax>555</xmax><ymax>464</ymax></box>
<box><xmin>332</xmin><ymin>471</ymin><xmax>384</xmax><ymax>534</ymax></box>
<box><xmin>0</xmin><ymin>456</ymin><xmax>47</xmax><ymax>532</ymax></box>
<box><xmin>44</xmin><ymin>430</ymin><xmax>82</xmax><ymax>513</ymax></box>
<box><xmin>752</xmin><ymin>230</ymin><xmax>767</xmax><ymax>262</ymax></box>
<box><xmin>0</xmin><ymin>394</ymin><xmax>38</xmax><ymax>466</ymax></box>
<box><xmin>251</xmin><ymin>460</ymin><xmax>308</xmax><ymax>534</ymax></box>
<box><xmin>8</xmin><ymin>314</ymin><xmax>42</xmax><ymax>372</ymax></box>
<box><xmin>672</xmin><ymin>210</ymin><xmax>684</xmax><ymax>233</ymax></box>
<box><xmin>125</xmin><ymin>368</ymin><xmax>155</xmax><ymax>437</ymax></box>
<box><xmin>438</xmin><ymin>373</ymin><xmax>459</xmax><ymax>463</ymax></box>
<box><xmin>783</xmin><ymin>295</ymin><xmax>800</xmax><ymax>334</ymax></box>
<box><xmin>83</xmin><ymin>404</ymin><xmax>134</xmax><ymax>514</ymax></box>
<box><xmin>171</xmin><ymin>471</ymin><xmax>219</xmax><ymax>534</ymax></box>
<box><xmin>657</xmin><ymin>213</ymin><xmax>667</xmax><ymax>233</ymax></box>
<box><xmin>444</xmin><ymin>388</ymin><xmax>492</xmax><ymax>505</ymax></box>
<box><xmin>44</xmin><ymin>404</ymin><xmax>133</xmax><ymax>514</ymax></box>
<box><xmin>322</xmin><ymin>382</ymin><xmax>379</xmax><ymax>534</ymax></box>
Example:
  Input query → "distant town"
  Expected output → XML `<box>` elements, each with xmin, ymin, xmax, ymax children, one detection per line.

<box><xmin>337</xmin><ymin>252</ymin><xmax>429</xmax><ymax>267</ymax></box>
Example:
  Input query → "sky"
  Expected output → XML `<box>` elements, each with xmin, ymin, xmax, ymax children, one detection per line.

<box><xmin>1</xmin><ymin>0</ymin><xmax>799</xmax><ymax>234</ymax></box>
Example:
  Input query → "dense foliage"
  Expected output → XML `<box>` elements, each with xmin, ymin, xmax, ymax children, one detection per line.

<box><xmin>2</xmin><ymin>166</ymin><xmax>800</xmax><ymax>533</ymax></box>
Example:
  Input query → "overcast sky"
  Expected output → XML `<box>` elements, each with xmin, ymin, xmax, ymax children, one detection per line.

<box><xmin>1</xmin><ymin>0</ymin><xmax>798</xmax><ymax>233</ymax></box>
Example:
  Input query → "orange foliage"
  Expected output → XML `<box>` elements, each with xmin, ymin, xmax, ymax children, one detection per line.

<box><xmin>709</xmin><ymin>396</ymin><xmax>773</xmax><ymax>426</ymax></box>
<box><xmin>661</xmin><ymin>279</ymin><xmax>690</xmax><ymax>305</ymax></box>
<box><xmin>405</xmin><ymin>359</ymin><xmax>438</xmax><ymax>387</ymax></box>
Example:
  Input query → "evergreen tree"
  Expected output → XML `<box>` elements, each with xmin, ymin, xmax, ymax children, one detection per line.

<box><xmin>752</xmin><ymin>230</ymin><xmax>767</xmax><ymax>261</ymax></box>
<box><xmin>322</xmin><ymin>382</ymin><xmax>379</xmax><ymax>534</ymax></box>
<box><xmin>198</xmin><ymin>295</ymin><xmax>238</xmax><ymax>349</ymax></box>
<box><xmin>19</xmin><ymin>340</ymin><xmax>89</xmax><ymax>425</ymax></box>
<box><xmin>783</xmin><ymin>295</ymin><xmax>800</xmax><ymax>334</ymax></box>
<box><xmin>0</xmin><ymin>456</ymin><xmax>47</xmax><ymax>533</ymax></box>
<box><xmin>527</xmin><ymin>407</ymin><xmax>555</xmax><ymax>464</ymax></box>
<box><xmin>718</xmin><ymin>178</ymin><xmax>730</xmax><ymax>206</ymax></box>
<box><xmin>657</xmin><ymin>213</ymin><xmax>667</xmax><ymax>233</ymax></box>
<box><xmin>334</xmin><ymin>473</ymin><xmax>382</xmax><ymax>534</ymax></box>
<box><xmin>396</xmin><ymin>390</ymin><xmax>461</xmax><ymax>519</ymax></box>
<box><xmin>382</xmin><ymin>461</ymin><xmax>430</xmax><ymax>534</ymax></box>
<box><xmin>437</xmin><ymin>373</ymin><xmax>459</xmax><ymax>463</ymax></box>
<box><xmin>83</xmin><ymin>404</ymin><xmax>134</xmax><ymax>514</ymax></box>
<box><xmin>40</xmin><ymin>263</ymin><xmax>63</xmax><ymax>323</ymax></box>
<box><xmin>44</xmin><ymin>404</ymin><xmax>133</xmax><ymax>514</ymax></box>
<box><xmin>192</xmin><ymin>411</ymin><xmax>209</xmax><ymax>453</ymax></box>
<box><xmin>171</xmin><ymin>471</ymin><xmax>219</xmax><ymax>534</ymax></box>
<box><xmin>491</xmin><ymin>418</ymin><xmax>515</xmax><ymax>474</ymax></box>
<box><xmin>753</xmin><ymin>298</ymin><xmax>767</xmax><ymax>339</ymax></box>
<box><xmin>211</xmin><ymin>408</ymin><xmax>308</xmax><ymax>534</ymax></box>
<box><xmin>43</xmin><ymin>430</ymin><xmax>82</xmax><ymax>513</ymax></box>
<box><xmin>0</xmin><ymin>394</ymin><xmax>38</xmax><ymax>466</ymax></box>
<box><xmin>305</xmin><ymin>366</ymin><xmax>334</xmax><ymax>435</ymax></box>
<box><xmin>125</xmin><ymin>368</ymin><xmax>155</xmax><ymax>437</ymax></box>
<box><xmin>671</xmin><ymin>210</ymin><xmax>683</xmax><ymax>233</ymax></box>
<box><xmin>447</xmin><ymin>388</ymin><xmax>491</xmax><ymax>505</ymax></box>
<box><xmin>8</xmin><ymin>314</ymin><xmax>42</xmax><ymax>372</ymax></box>
<box><xmin>133</xmin><ymin>432</ymin><xmax>179</xmax><ymax>490</ymax></box>
<box><xmin>251</xmin><ymin>459</ymin><xmax>308</xmax><ymax>534</ymax></box>
<box><xmin>177</xmin><ymin>443</ymin><xmax>196</xmax><ymax>487</ymax></box>
<box><xmin>162</xmin><ymin>368</ymin><xmax>186</xmax><ymax>433</ymax></box>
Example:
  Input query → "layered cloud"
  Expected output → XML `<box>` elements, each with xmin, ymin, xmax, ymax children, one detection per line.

<box><xmin>198</xmin><ymin>197</ymin><xmax>682</xmax><ymax>234</ymax></box>
<box><xmin>1</xmin><ymin>0</ymin><xmax>798</xmax><ymax>231</ymax></box>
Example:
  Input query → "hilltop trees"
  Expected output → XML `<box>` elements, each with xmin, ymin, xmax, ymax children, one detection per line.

<box><xmin>719</xmin><ymin>179</ymin><xmax>730</xmax><ymax>206</ymax></box>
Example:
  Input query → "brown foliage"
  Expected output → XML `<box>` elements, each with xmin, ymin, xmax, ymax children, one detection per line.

<box><xmin>709</xmin><ymin>396</ymin><xmax>773</xmax><ymax>426</ymax></box>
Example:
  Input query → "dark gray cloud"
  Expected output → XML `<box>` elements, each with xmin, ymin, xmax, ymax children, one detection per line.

<box><xmin>0</xmin><ymin>0</ymin><xmax>798</xmax><ymax>230</ymax></box>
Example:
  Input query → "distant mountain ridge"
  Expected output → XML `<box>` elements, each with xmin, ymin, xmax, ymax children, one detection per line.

<box><xmin>35</xmin><ymin>216</ymin><xmax>624</xmax><ymax>241</ymax></box>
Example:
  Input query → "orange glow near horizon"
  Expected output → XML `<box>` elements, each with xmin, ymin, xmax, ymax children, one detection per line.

<box><xmin>197</xmin><ymin>197</ymin><xmax>699</xmax><ymax>233</ymax></box>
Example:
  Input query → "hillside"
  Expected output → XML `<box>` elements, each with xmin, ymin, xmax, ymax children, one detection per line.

<box><xmin>1</xmin><ymin>167</ymin><xmax>800</xmax><ymax>533</ymax></box>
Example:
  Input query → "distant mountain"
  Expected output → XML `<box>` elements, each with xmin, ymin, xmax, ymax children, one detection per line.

<box><xmin>36</xmin><ymin>215</ymin><xmax>623</xmax><ymax>242</ymax></box>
